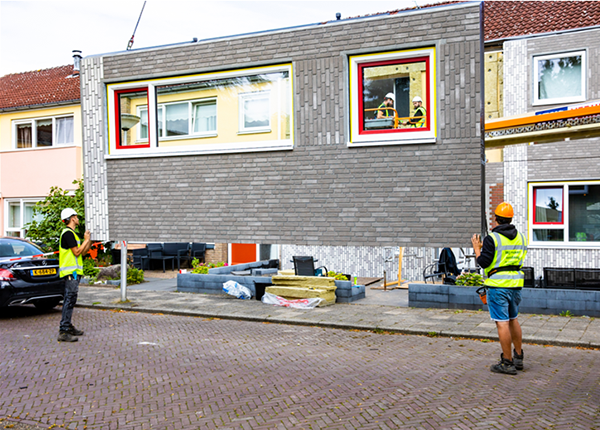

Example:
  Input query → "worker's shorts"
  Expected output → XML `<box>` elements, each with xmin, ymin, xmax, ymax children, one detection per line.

<box><xmin>487</xmin><ymin>287</ymin><xmax>522</xmax><ymax>322</ymax></box>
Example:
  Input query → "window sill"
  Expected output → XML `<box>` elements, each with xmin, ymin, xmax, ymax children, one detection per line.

<box><xmin>528</xmin><ymin>242</ymin><xmax>600</xmax><ymax>250</ymax></box>
<box><xmin>106</xmin><ymin>140</ymin><xmax>293</xmax><ymax>159</ymax></box>
<box><xmin>237</xmin><ymin>128</ymin><xmax>271</xmax><ymax>135</ymax></box>
<box><xmin>348</xmin><ymin>137</ymin><xmax>437</xmax><ymax>147</ymax></box>
<box><xmin>3</xmin><ymin>144</ymin><xmax>77</xmax><ymax>153</ymax></box>
<box><xmin>532</xmin><ymin>96</ymin><xmax>586</xmax><ymax>107</ymax></box>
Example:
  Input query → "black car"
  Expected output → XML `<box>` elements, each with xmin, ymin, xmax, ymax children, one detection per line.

<box><xmin>0</xmin><ymin>237</ymin><xmax>65</xmax><ymax>310</ymax></box>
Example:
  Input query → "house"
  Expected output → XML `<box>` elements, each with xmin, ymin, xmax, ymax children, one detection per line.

<box><xmin>0</xmin><ymin>54</ymin><xmax>82</xmax><ymax>238</ymax></box>
<box><xmin>79</xmin><ymin>2</ymin><xmax>484</xmax><ymax>276</ymax></box>
<box><xmin>482</xmin><ymin>1</ymin><xmax>600</xmax><ymax>279</ymax></box>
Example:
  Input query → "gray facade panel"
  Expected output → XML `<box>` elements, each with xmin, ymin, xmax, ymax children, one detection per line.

<box><xmin>84</xmin><ymin>4</ymin><xmax>483</xmax><ymax>247</ymax></box>
<box><xmin>527</xmin><ymin>138</ymin><xmax>600</xmax><ymax>181</ymax></box>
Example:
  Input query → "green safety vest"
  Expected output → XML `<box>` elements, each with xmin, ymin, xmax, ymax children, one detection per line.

<box><xmin>377</xmin><ymin>102</ymin><xmax>393</xmax><ymax>117</ymax></box>
<box><xmin>59</xmin><ymin>228</ymin><xmax>83</xmax><ymax>277</ymax></box>
<box><xmin>484</xmin><ymin>232</ymin><xmax>528</xmax><ymax>288</ymax></box>
<box><xmin>411</xmin><ymin>106</ymin><xmax>427</xmax><ymax>128</ymax></box>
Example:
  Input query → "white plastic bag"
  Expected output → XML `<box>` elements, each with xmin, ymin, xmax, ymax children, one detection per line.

<box><xmin>261</xmin><ymin>292</ymin><xmax>323</xmax><ymax>309</ymax></box>
<box><xmin>222</xmin><ymin>280</ymin><xmax>252</xmax><ymax>300</ymax></box>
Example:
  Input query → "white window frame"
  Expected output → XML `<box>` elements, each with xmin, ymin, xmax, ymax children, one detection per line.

<box><xmin>532</xmin><ymin>50</ymin><xmax>586</xmax><ymax>106</ymax></box>
<box><xmin>238</xmin><ymin>91</ymin><xmax>271</xmax><ymax>134</ymax></box>
<box><xmin>4</xmin><ymin>198</ymin><xmax>42</xmax><ymax>238</ymax></box>
<box><xmin>12</xmin><ymin>115</ymin><xmax>75</xmax><ymax>149</ymax></box>
<box><xmin>106</xmin><ymin>64</ymin><xmax>293</xmax><ymax>158</ymax></box>
<box><xmin>528</xmin><ymin>180</ymin><xmax>600</xmax><ymax>249</ymax></box>
<box><xmin>348</xmin><ymin>47</ymin><xmax>437</xmax><ymax>147</ymax></box>
<box><xmin>137</xmin><ymin>98</ymin><xmax>217</xmax><ymax>142</ymax></box>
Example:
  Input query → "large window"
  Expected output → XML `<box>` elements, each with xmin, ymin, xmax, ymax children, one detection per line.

<box><xmin>349</xmin><ymin>47</ymin><xmax>436</xmax><ymax>146</ymax></box>
<box><xmin>107</xmin><ymin>64</ymin><xmax>293</xmax><ymax>157</ymax></box>
<box><xmin>13</xmin><ymin>115</ymin><xmax>74</xmax><ymax>149</ymax></box>
<box><xmin>533</xmin><ymin>50</ymin><xmax>586</xmax><ymax>106</ymax></box>
<box><xmin>4</xmin><ymin>199</ymin><xmax>43</xmax><ymax>238</ymax></box>
<box><xmin>529</xmin><ymin>181</ymin><xmax>600</xmax><ymax>246</ymax></box>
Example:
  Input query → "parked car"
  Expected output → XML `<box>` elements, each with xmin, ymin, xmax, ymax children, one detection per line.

<box><xmin>0</xmin><ymin>237</ymin><xmax>65</xmax><ymax>310</ymax></box>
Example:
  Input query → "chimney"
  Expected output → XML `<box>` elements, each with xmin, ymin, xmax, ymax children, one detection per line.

<box><xmin>72</xmin><ymin>50</ymin><xmax>82</xmax><ymax>74</ymax></box>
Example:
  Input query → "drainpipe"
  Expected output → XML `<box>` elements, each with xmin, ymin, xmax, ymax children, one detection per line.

<box><xmin>479</xmin><ymin>2</ymin><xmax>488</xmax><ymax>237</ymax></box>
<box><xmin>120</xmin><ymin>240</ymin><xmax>127</xmax><ymax>301</ymax></box>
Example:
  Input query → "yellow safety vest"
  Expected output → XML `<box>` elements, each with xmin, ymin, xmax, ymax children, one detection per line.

<box><xmin>484</xmin><ymin>232</ymin><xmax>528</xmax><ymax>288</ymax></box>
<box><xmin>411</xmin><ymin>107</ymin><xmax>427</xmax><ymax>128</ymax></box>
<box><xmin>59</xmin><ymin>228</ymin><xmax>83</xmax><ymax>277</ymax></box>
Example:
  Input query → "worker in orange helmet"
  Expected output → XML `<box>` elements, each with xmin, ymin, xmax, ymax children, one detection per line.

<box><xmin>471</xmin><ymin>202</ymin><xmax>528</xmax><ymax>375</ymax></box>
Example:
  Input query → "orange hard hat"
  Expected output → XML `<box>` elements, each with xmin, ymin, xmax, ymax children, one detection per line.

<box><xmin>495</xmin><ymin>202</ymin><xmax>514</xmax><ymax>218</ymax></box>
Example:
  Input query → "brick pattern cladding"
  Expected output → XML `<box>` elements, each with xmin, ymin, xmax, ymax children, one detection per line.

<box><xmin>80</xmin><ymin>57</ymin><xmax>110</xmax><ymax>240</ymax></box>
<box><xmin>501</xmin><ymin>28</ymin><xmax>600</xmax><ymax>275</ymax></box>
<box><xmin>526</xmin><ymin>27</ymin><xmax>600</xmax><ymax>111</ymax></box>
<box><xmin>82</xmin><ymin>4</ymin><xmax>482</xmax><ymax>248</ymax></box>
<box><xmin>503</xmin><ymin>39</ymin><xmax>528</xmax><ymax>116</ymax></box>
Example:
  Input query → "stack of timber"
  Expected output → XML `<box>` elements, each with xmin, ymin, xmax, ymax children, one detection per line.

<box><xmin>266</xmin><ymin>275</ymin><xmax>337</xmax><ymax>306</ymax></box>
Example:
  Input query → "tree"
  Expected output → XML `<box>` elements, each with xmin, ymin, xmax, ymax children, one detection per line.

<box><xmin>25</xmin><ymin>179</ymin><xmax>85</xmax><ymax>251</ymax></box>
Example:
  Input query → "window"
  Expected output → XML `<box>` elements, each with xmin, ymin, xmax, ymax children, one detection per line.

<box><xmin>13</xmin><ymin>115</ymin><xmax>74</xmax><ymax>149</ymax></box>
<box><xmin>529</xmin><ymin>181</ymin><xmax>600</xmax><ymax>246</ymax></box>
<box><xmin>349</xmin><ymin>47</ymin><xmax>436</xmax><ymax>146</ymax></box>
<box><xmin>239</xmin><ymin>91</ymin><xmax>270</xmax><ymax>133</ymax></box>
<box><xmin>107</xmin><ymin>64</ymin><xmax>292</xmax><ymax>157</ymax></box>
<box><xmin>4</xmin><ymin>199</ymin><xmax>43</xmax><ymax>238</ymax></box>
<box><xmin>137</xmin><ymin>99</ymin><xmax>217</xmax><ymax>142</ymax></box>
<box><xmin>533</xmin><ymin>50</ymin><xmax>586</xmax><ymax>105</ymax></box>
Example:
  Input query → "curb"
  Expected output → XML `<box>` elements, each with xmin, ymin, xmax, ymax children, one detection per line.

<box><xmin>76</xmin><ymin>303</ymin><xmax>600</xmax><ymax>349</ymax></box>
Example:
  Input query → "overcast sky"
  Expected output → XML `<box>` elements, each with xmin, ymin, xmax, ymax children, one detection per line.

<box><xmin>0</xmin><ymin>0</ymin><xmax>440</xmax><ymax>76</ymax></box>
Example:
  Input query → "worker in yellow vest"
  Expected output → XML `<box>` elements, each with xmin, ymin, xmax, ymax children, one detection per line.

<box><xmin>471</xmin><ymin>202</ymin><xmax>528</xmax><ymax>375</ymax></box>
<box><xmin>58</xmin><ymin>208</ymin><xmax>91</xmax><ymax>343</ymax></box>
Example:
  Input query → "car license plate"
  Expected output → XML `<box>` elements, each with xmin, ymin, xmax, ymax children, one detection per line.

<box><xmin>32</xmin><ymin>268</ymin><xmax>56</xmax><ymax>276</ymax></box>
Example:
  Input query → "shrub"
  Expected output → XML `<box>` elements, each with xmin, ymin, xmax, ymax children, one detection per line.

<box><xmin>127</xmin><ymin>267</ymin><xmax>144</xmax><ymax>285</ymax></box>
<box><xmin>83</xmin><ymin>259</ymin><xmax>100</xmax><ymax>278</ymax></box>
<box><xmin>455</xmin><ymin>272</ymin><xmax>484</xmax><ymax>286</ymax></box>
<box><xmin>191</xmin><ymin>260</ymin><xmax>227</xmax><ymax>275</ymax></box>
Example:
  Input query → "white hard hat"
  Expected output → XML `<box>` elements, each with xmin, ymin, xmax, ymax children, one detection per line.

<box><xmin>61</xmin><ymin>208</ymin><xmax>78</xmax><ymax>221</ymax></box>
<box><xmin>385</xmin><ymin>93</ymin><xmax>395</xmax><ymax>101</ymax></box>
<box><xmin>412</xmin><ymin>96</ymin><xmax>423</xmax><ymax>102</ymax></box>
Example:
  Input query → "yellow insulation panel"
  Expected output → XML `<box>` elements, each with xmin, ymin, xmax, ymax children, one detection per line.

<box><xmin>265</xmin><ymin>286</ymin><xmax>336</xmax><ymax>306</ymax></box>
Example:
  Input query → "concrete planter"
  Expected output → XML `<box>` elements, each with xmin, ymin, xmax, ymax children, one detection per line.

<box><xmin>408</xmin><ymin>283</ymin><xmax>600</xmax><ymax>317</ymax></box>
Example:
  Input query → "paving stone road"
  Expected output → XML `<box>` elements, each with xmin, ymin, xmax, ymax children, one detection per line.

<box><xmin>1</xmin><ymin>306</ymin><xmax>599</xmax><ymax>430</ymax></box>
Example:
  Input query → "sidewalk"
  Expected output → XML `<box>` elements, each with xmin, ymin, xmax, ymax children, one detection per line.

<box><xmin>77</xmin><ymin>277</ymin><xmax>600</xmax><ymax>349</ymax></box>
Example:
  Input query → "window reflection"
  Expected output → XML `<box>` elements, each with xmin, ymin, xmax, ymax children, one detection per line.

<box><xmin>534</xmin><ymin>187</ymin><xmax>563</xmax><ymax>223</ymax></box>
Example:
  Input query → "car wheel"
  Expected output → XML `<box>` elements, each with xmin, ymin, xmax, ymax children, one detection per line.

<box><xmin>33</xmin><ymin>298</ymin><xmax>62</xmax><ymax>311</ymax></box>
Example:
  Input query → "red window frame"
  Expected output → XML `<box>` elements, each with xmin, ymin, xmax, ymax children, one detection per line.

<box><xmin>533</xmin><ymin>186</ymin><xmax>564</xmax><ymax>225</ymax></box>
<box><xmin>114</xmin><ymin>87</ymin><xmax>151</xmax><ymax>149</ymax></box>
<box><xmin>357</xmin><ymin>56</ymin><xmax>431</xmax><ymax>135</ymax></box>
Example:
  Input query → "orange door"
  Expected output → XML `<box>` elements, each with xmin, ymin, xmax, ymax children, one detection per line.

<box><xmin>231</xmin><ymin>244</ymin><xmax>257</xmax><ymax>265</ymax></box>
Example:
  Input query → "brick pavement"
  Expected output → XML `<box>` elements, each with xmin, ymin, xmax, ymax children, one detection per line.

<box><xmin>1</xmin><ymin>305</ymin><xmax>600</xmax><ymax>429</ymax></box>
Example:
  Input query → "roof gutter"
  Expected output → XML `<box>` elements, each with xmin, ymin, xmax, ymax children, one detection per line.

<box><xmin>0</xmin><ymin>99</ymin><xmax>80</xmax><ymax>113</ymax></box>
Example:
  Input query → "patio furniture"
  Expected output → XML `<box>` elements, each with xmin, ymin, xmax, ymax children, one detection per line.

<box><xmin>146</xmin><ymin>243</ymin><xmax>175</xmax><ymax>273</ymax></box>
<box><xmin>521</xmin><ymin>266</ymin><xmax>535</xmax><ymax>288</ymax></box>
<box><xmin>190</xmin><ymin>242</ymin><xmax>206</xmax><ymax>263</ymax></box>
<box><xmin>162</xmin><ymin>242</ymin><xmax>190</xmax><ymax>271</ymax></box>
<box><xmin>292</xmin><ymin>256</ymin><xmax>328</xmax><ymax>277</ymax></box>
<box><xmin>544</xmin><ymin>267</ymin><xmax>600</xmax><ymax>290</ymax></box>
<box><xmin>423</xmin><ymin>248</ymin><xmax>459</xmax><ymax>284</ymax></box>
<box><xmin>132</xmin><ymin>248</ymin><xmax>149</xmax><ymax>270</ymax></box>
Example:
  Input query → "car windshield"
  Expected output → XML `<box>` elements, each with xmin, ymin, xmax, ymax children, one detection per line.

<box><xmin>0</xmin><ymin>239</ymin><xmax>44</xmax><ymax>258</ymax></box>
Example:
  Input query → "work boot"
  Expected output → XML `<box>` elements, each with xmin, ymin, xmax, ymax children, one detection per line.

<box><xmin>513</xmin><ymin>348</ymin><xmax>524</xmax><ymax>371</ymax></box>
<box><xmin>57</xmin><ymin>331</ymin><xmax>78</xmax><ymax>342</ymax></box>
<box><xmin>490</xmin><ymin>354</ymin><xmax>517</xmax><ymax>375</ymax></box>
<box><xmin>66</xmin><ymin>325</ymin><xmax>84</xmax><ymax>336</ymax></box>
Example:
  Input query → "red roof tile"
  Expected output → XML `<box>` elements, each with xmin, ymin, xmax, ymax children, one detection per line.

<box><xmin>0</xmin><ymin>65</ymin><xmax>80</xmax><ymax>110</ymax></box>
<box><xmin>484</xmin><ymin>1</ymin><xmax>600</xmax><ymax>41</ymax></box>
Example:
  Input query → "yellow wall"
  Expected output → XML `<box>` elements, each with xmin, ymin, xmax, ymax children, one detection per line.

<box><xmin>484</xmin><ymin>51</ymin><xmax>503</xmax><ymax>120</ymax></box>
<box><xmin>0</xmin><ymin>104</ymin><xmax>82</xmax><ymax>151</ymax></box>
<box><xmin>124</xmin><ymin>79</ymin><xmax>291</xmax><ymax>147</ymax></box>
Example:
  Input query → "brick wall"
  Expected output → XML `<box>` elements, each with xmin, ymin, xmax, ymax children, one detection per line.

<box><xmin>205</xmin><ymin>244</ymin><xmax>228</xmax><ymax>265</ymax></box>
<box><xmin>82</xmin><ymin>3</ymin><xmax>483</xmax><ymax>248</ymax></box>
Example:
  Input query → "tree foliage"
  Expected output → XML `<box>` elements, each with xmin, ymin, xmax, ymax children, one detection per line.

<box><xmin>25</xmin><ymin>179</ymin><xmax>85</xmax><ymax>251</ymax></box>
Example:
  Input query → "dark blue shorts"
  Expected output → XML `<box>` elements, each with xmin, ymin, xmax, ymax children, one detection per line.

<box><xmin>487</xmin><ymin>287</ymin><xmax>522</xmax><ymax>322</ymax></box>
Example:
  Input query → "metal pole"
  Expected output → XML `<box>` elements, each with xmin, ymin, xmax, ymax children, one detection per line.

<box><xmin>120</xmin><ymin>240</ymin><xmax>127</xmax><ymax>301</ymax></box>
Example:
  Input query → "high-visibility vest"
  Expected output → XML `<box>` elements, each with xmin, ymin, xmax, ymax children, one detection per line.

<box><xmin>484</xmin><ymin>231</ymin><xmax>528</xmax><ymax>288</ymax></box>
<box><xmin>376</xmin><ymin>102</ymin><xmax>393</xmax><ymax>117</ymax></box>
<box><xmin>59</xmin><ymin>228</ymin><xmax>83</xmax><ymax>278</ymax></box>
<box><xmin>411</xmin><ymin>106</ymin><xmax>427</xmax><ymax>128</ymax></box>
